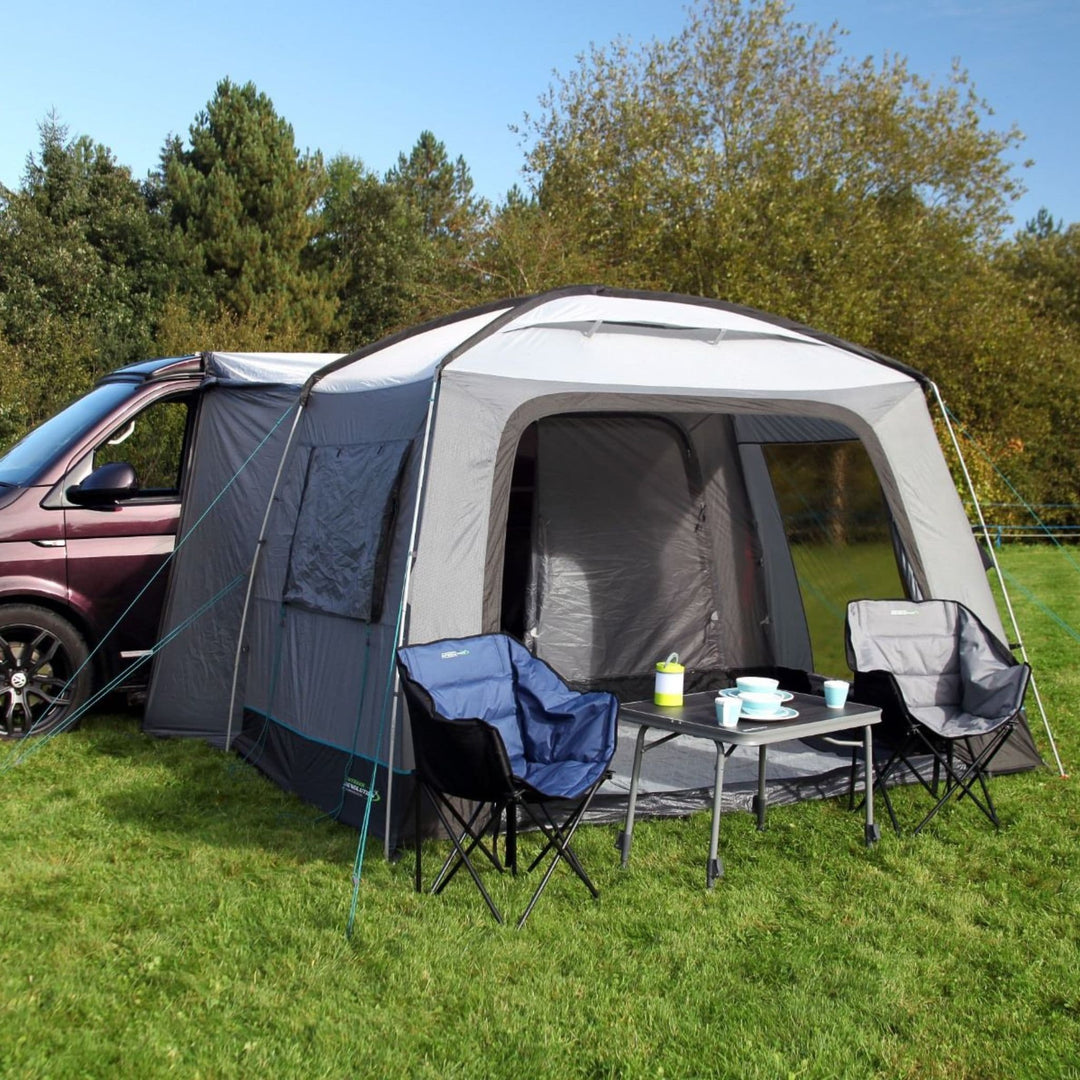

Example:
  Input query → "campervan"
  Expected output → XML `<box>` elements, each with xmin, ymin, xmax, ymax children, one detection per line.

<box><xmin>0</xmin><ymin>352</ymin><xmax>341</xmax><ymax>736</ymax></box>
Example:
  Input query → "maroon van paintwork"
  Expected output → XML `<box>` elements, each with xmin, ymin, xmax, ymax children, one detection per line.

<box><xmin>0</xmin><ymin>357</ymin><xmax>203</xmax><ymax>716</ymax></box>
<box><xmin>1</xmin><ymin>533</ymin><xmax>68</xmax><ymax>609</ymax></box>
<box><xmin>64</xmin><ymin>502</ymin><xmax>182</xmax><ymax>662</ymax></box>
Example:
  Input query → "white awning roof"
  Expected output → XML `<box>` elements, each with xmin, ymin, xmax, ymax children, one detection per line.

<box><xmin>446</xmin><ymin>294</ymin><xmax>914</xmax><ymax>394</ymax></box>
<box><xmin>313</xmin><ymin>308</ymin><xmax>513</xmax><ymax>392</ymax></box>
<box><xmin>206</xmin><ymin>292</ymin><xmax>917</xmax><ymax>396</ymax></box>
<box><xmin>206</xmin><ymin>352</ymin><xmax>345</xmax><ymax>386</ymax></box>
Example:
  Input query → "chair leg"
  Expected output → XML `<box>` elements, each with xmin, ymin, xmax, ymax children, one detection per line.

<box><xmin>968</xmin><ymin>738</ymin><xmax>1000</xmax><ymax>825</ymax></box>
<box><xmin>886</xmin><ymin>731</ymin><xmax>953</xmax><ymax>807</ymax></box>
<box><xmin>414</xmin><ymin>779</ymin><xmax>423</xmax><ymax>894</ymax></box>
<box><xmin>517</xmin><ymin>780</ymin><xmax>605</xmax><ymax>929</ymax></box>
<box><xmin>523</xmin><ymin>802</ymin><xmax>557</xmax><ymax>874</ymax></box>
<box><xmin>524</xmin><ymin>802</ymin><xmax>596</xmax><ymax>891</ymax></box>
<box><xmin>953</xmin><ymin>731</ymin><xmax>1011</xmax><ymax>827</ymax></box>
<box><xmin>432</xmin><ymin>799</ymin><xmax>505</xmax><ymax>893</ymax></box>
<box><xmin>505</xmin><ymin>802</ymin><xmax>518</xmax><ymax>876</ymax></box>
<box><xmin>911</xmin><ymin>727</ymin><xmax>1013</xmax><ymax>835</ymax></box>
<box><xmin>877</xmin><ymin>780</ymin><xmax>901</xmax><ymax>837</ymax></box>
<box><xmin>424</xmin><ymin>791</ymin><xmax>505</xmax><ymax>924</ymax></box>
<box><xmin>854</xmin><ymin>747</ymin><xmax>903</xmax><ymax>836</ymax></box>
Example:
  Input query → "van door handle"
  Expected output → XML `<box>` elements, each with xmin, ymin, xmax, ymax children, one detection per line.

<box><xmin>32</xmin><ymin>539</ymin><xmax>67</xmax><ymax>548</ymax></box>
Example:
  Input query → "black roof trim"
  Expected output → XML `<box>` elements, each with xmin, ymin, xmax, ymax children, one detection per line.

<box><xmin>96</xmin><ymin>354</ymin><xmax>204</xmax><ymax>386</ymax></box>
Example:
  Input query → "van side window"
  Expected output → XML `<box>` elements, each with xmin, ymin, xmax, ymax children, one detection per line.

<box><xmin>93</xmin><ymin>395</ymin><xmax>193</xmax><ymax>496</ymax></box>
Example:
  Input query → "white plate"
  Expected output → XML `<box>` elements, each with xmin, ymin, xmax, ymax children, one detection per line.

<box><xmin>721</xmin><ymin>687</ymin><xmax>794</xmax><ymax>703</ymax></box>
<box><xmin>738</xmin><ymin>705</ymin><xmax>799</xmax><ymax>722</ymax></box>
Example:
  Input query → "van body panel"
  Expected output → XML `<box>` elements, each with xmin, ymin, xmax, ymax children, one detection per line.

<box><xmin>0</xmin><ymin>486</ymin><xmax>65</xmax><ymax>543</ymax></box>
<box><xmin>66</xmin><ymin>526</ymin><xmax>178</xmax><ymax>656</ymax></box>
<box><xmin>0</xmin><ymin>358</ymin><xmax>204</xmax><ymax>697</ymax></box>
<box><xmin>0</xmin><ymin>542</ymin><xmax>69</xmax><ymax>605</ymax></box>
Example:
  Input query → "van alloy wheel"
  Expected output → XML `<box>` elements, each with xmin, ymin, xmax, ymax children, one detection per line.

<box><xmin>0</xmin><ymin>605</ymin><xmax>91</xmax><ymax>738</ymax></box>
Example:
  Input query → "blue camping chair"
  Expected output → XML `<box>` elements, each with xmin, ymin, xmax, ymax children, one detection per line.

<box><xmin>846</xmin><ymin>599</ymin><xmax>1031</xmax><ymax>834</ymax></box>
<box><xmin>396</xmin><ymin>633</ymin><xmax>619</xmax><ymax>927</ymax></box>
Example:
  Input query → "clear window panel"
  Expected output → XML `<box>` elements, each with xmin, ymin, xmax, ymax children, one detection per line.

<box><xmin>763</xmin><ymin>441</ymin><xmax>905</xmax><ymax>675</ymax></box>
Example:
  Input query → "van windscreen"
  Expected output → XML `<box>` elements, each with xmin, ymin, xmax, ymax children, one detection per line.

<box><xmin>0</xmin><ymin>382</ymin><xmax>137</xmax><ymax>485</ymax></box>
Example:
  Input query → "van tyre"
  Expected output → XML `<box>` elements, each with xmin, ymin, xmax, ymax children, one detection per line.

<box><xmin>0</xmin><ymin>605</ymin><xmax>91</xmax><ymax>739</ymax></box>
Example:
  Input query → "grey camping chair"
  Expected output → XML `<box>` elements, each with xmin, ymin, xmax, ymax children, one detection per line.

<box><xmin>845</xmin><ymin>599</ymin><xmax>1030</xmax><ymax>835</ymax></box>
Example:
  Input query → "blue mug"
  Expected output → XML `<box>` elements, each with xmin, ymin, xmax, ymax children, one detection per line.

<box><xmin>824</xmin><ymin>680</ymin><xmax>850</xmax><ymax>708</ymax></box>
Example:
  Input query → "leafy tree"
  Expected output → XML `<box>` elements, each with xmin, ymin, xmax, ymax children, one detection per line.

<box><xmin>0</xmin><ymin>334</ymin><xmax>31</xmax><ymax>452</ymax></box>
<box><xmin>997</xmin><ymin>210</ymin><xmax>1080</xmax><ymax>330</ymax></box>
<box><xmin>0</xmin><ymin>116</ymin><xmax>172</xmax><ymax>427</ymax></box>
<box><xmin>311</xmin><ymin>139</ymin><xmax>494</xmax><ymax>347</ymax></box>
<box><xmin>309</xmin><ymin>154</ymin><xmax>429</xmax><ymax>346</ymax></box>
<box><xmin>519</xmin><ymin>0</ymin><xmax>1024</xmax><ymax>324</ymax></box>
<box><xmin>151</xmin><ymin>292</ymin><xmax>319</xmax><ymax>357</ymax></box>
<box><xmin>388</xmin><ymin>130</ymin><xmax>487</xmax><ymax>246</ymax></box>
<box><xmin>465</xmin><ymin>186</ymin><xmax>608</xmax><ymax>300</ymax></box>
<box><xmin>155</xmin><ymin>79</ymin><xmax>335</xmax><ymax>343</ymax></box>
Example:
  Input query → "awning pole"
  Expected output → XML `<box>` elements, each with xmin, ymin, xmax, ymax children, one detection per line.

<box><xmin>381</xmin><ymin>370</ymin><xmax>444</xmax><ymax>859</ymax></box>
<box><xmin>930</xmin><ymin>382</ymin><xmax>1066</xmax><ymax>777</ymax></box>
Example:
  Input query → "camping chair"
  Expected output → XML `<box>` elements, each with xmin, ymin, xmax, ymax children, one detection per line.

<box><xmin>396</xmin><ymin>633</ymin><xmax>619</xmax><ymax>928</ymax></box>
<box><xmin>845</xmin><ymin>599</ymin><xmax>1030</xmax><ymax>835</ymax></box>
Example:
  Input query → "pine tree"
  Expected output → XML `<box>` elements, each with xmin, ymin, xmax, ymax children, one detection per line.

<box><xmin>156</xmin><ymin>79</ymin><xmax>335</xmax><ymax>343</ymax></box>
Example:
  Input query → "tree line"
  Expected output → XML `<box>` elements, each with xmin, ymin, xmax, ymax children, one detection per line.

<box><xmin>1</xmin><ymin>0</ymin><xmax>1077</xmax><ymax>520</ymax></box>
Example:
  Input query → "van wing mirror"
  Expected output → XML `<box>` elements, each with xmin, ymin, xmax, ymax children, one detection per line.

<box><xmin>67</xmin><ymin>461</ymin><xmax>140</xmax><ymax>507</ymax></box>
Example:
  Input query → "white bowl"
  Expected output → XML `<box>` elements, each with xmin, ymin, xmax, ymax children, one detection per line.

<box><xmin>739</xmin><ymin>690</ymin><xmax>784</xmax><ymax>714</ymax></box>
<box><xmin>736</xmin><ymin>675</ymin><xmax>780</xmax><ymax>694</ymax></box>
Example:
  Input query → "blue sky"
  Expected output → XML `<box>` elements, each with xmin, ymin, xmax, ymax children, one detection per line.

<box><xmin>2</xmin><ymin>0</ymin><xmax>1077</xmax><ymax>232</ymax></box>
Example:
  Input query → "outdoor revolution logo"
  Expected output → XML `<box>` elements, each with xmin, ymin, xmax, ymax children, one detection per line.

<box><xmin>343</xmin><ymin>779</ymin><xmax>381</xmax><ymax>802</ymax></box>
<box><xmin>440</xmin><ymin>648</ymin><xmax>471</xmax><ymax>659</ymax></box>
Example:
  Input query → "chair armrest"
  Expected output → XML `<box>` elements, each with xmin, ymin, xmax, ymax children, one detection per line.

<box><xmin>851</xmin><ymin>669</ymin><xmax>913</xmax><ymax>736</ymax></box>
<box><xmin>521</xmin><ymin>684</ymin><xmax>618</xmax><ymax>729</ymax></box>
<box><xmin>517</xmin><ymin>684</ymin><xmax>618</xmax><ymax>764</ymax></box>
<box><xmin>962</xmin><ymin>661</ymin><xmax>1031</xmax><ymax>722</ymax></box>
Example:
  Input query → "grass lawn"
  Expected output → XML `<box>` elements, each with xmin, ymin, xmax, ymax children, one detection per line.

<box><xmin>1</xmin><ymin>545</ymin><xmax>1078</xmax><ymax>1079</ymax></box>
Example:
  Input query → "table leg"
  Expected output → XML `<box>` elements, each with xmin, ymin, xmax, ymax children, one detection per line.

<box><xmin>707</xmin><ymin>743</ymin><xmax>728</xmax><ymax>887</ymax></box>
<box><xmin>618</xmin><ymin>725</ymin><xmax>650</xmax><ymax>866</ymax></box>
<box><xmin>864</xmin><ymin>724</ymin><xmax>880</xmax><ymax>845</ymax></box>
<box><xmin>754</xmin><ymin>746</ymin><xmax>768</xmax><ymax>831</ymax></box>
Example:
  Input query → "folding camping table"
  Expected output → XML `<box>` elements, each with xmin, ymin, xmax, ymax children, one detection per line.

<box><xmin>617</xmin><ymin>691</ymin><xmax>882</xmax><ymax>886</ymax></box>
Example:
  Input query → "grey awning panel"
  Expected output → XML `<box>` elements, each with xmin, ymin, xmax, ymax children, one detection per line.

<box><xmin>734</xmin><ymin>414</ymin><xmax>859</xmax><ymax>444</ymax></box>
<box><xmin>284</xmin><ymin>440</ymin><xmax>411</xmax><ymax>622</ymax></box>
